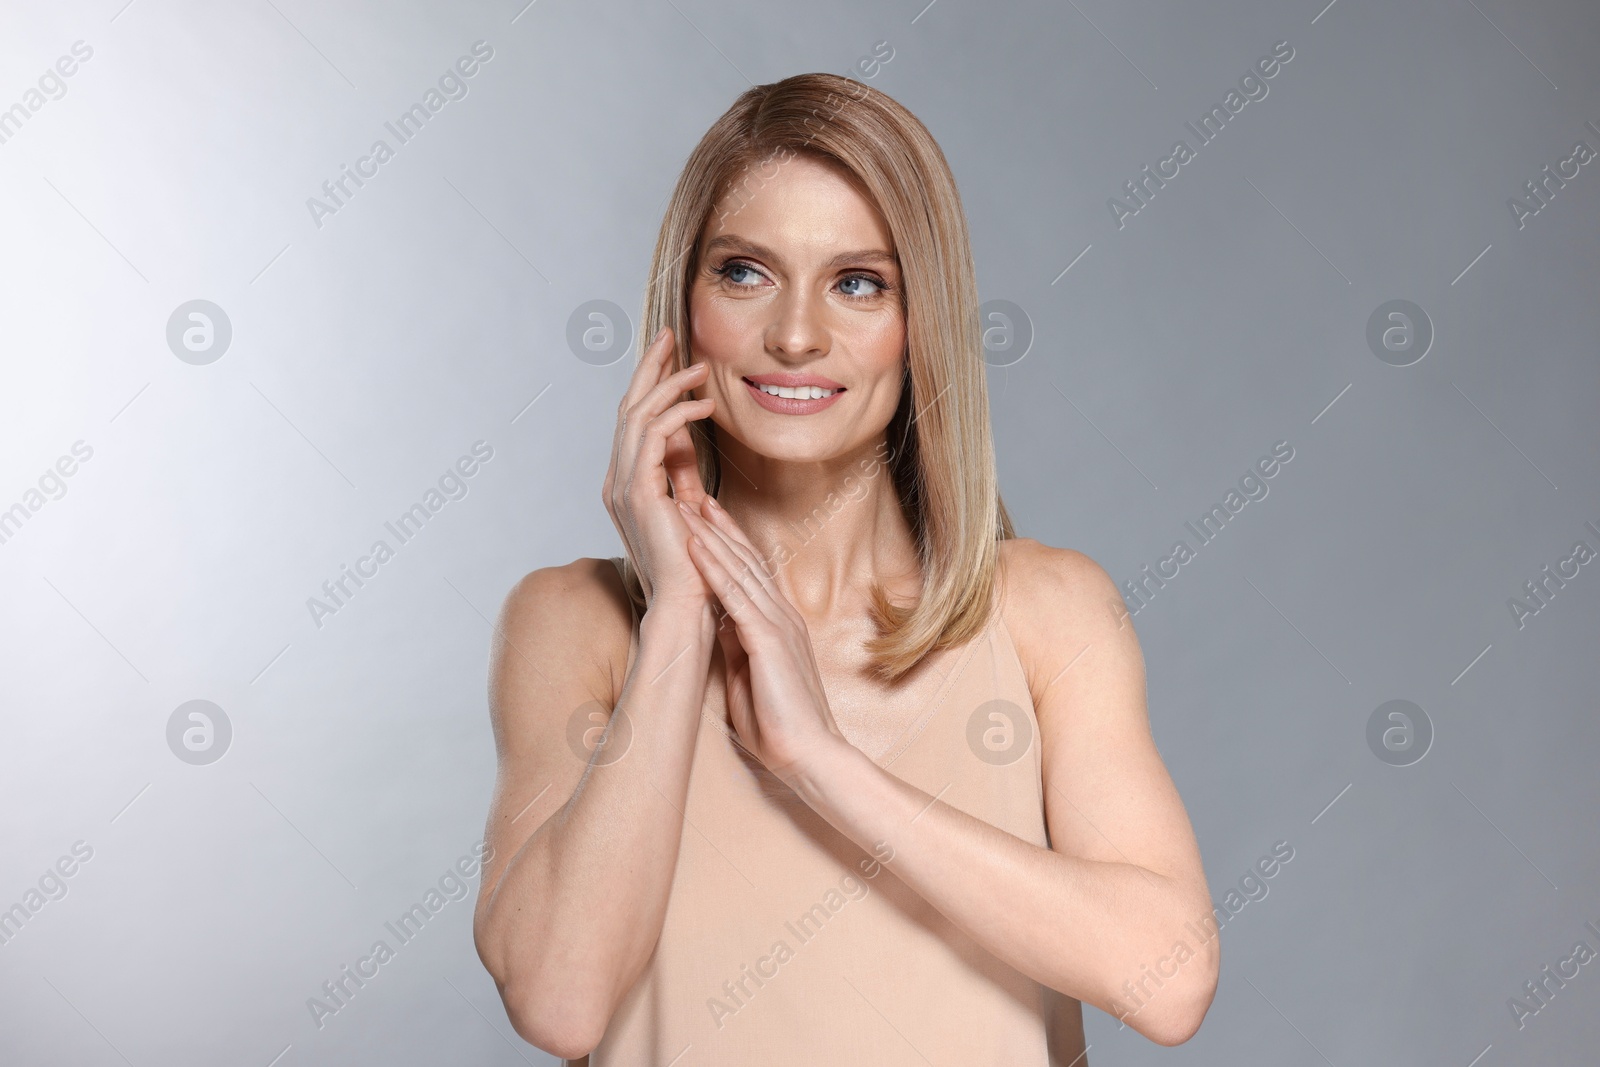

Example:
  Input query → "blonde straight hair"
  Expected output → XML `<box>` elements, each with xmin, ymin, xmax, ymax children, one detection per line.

<box><xmin>625</xmin><ymin>72</ymin><xmax>1015</xmax><ymax>683</ymax></box>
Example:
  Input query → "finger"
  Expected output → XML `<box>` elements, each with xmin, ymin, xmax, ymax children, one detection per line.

<box><xmin>627</xmin><ymin>359</ymin><xmax>708</xmax><ymax>430</ymax></box>
<box><xmin>622</xmin><ymin>371</ymin><xmax>710</xmax><ymax>472</ymax></box>
<box><xmin>626</xmin><ymin>404</ymin><xmax>714</xmax><ymax>546</ymax></box>
<box><xmin>684</xmin><ymin>522</ymin><xmax>764</xmax><ymax>623</ymax></box>
<box><xmin>663</xmin><ymin>403</ymin><xmax>713</xmax><ymax>503</ymax></box>
<box><xmin>607</xmin><ymin>328</ymin><xmax>678</xmax><ymax>599</ymax></box>
<box><xmin>713</xmin><ymin>613</ymin><xmax>749</xmax><ymax>687</ymax></box>
<box><xmin>698</xmin><ymin>499</ymin><xmax>773</xmax><ymax>572</ymax></box>
<box><xmin>630</xmin><ymin>399</ymin><xmax>716</xmax><ymax>500</ymax></box>
<box><xmin>616</xmin><ymin>336</ymin><xmax>698</xmax><ymax>472</ymax></box>
<box><xmin>609</xmin><ymin>331</ymin><xmax>671</xmax><ymax>508</ymax></box>
<box><xmin>719</xmin><ymin>632</ymin><xmax>755</xmax><ymax>742</ymax></box>
<box><xmin>612</xmin><ymin>330</ymin><xmax>674</xmax><ymax>487</ymax></box>
<box><xmin>619</xmin><ymin>326</ymin><xmax>675</xmax><ymax>414</ymax></box>
<box><xmin>692</xmin><ymin>502</ymin><xmax>784</xmax><ymax>601</ymax></box>
<box><xmin>681</xmin><ymin>505</ymin><xmax>780</xmax><ymax>619</ymax></box>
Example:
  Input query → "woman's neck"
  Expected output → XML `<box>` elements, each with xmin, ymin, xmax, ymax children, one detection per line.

<box><xmin>712</xmin><ymin>435</ymin><xmax>920</xmax><ymax>620</ymax></box>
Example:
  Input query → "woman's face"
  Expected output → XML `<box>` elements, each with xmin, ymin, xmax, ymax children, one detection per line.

<box><xmin>687</xmin><ymin>153</ymin><xmax>906</xmax><ymax>466</ymax></box>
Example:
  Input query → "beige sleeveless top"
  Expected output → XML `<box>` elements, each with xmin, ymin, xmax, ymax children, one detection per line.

<box><xmin>588</xmin><ymin>557</ymin><xmax>1087</xmax><ymax>1066</ymax></box>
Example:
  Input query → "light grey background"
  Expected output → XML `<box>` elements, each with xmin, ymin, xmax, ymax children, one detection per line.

<box><xmin>2</xmin><ymin>0</ymin><xmax>1597</xmax><ymax>1064</ymax></box>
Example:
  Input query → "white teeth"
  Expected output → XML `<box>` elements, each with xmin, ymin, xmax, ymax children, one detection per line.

<box><xmin>755</xmin><ymin>383</ymin><xmax>838</xmax><ymax>400</ymax></box>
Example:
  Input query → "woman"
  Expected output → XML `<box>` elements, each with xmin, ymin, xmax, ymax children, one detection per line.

<box><xmin>472</xmin><ymin>72</ymin><xmax>1218</xmax><ymax>1064</ymax></box>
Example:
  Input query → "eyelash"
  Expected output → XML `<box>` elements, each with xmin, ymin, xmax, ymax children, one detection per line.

<box><xmin>710</xmin><ymin>259</ymin><xmax>892</xmax><ymax>300</ymax></box>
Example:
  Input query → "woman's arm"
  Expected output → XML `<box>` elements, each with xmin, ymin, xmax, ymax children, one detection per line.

<box><xmin>471</xmin><ymin>560</ymin><xmax>716</xmax><ymax>1059</ymax></box>
<box><xmin>476</xmin><ymin>327</ymin><xmax>721</xmax><ymax>1058</ymax></box>
<box><xmin>788</xmin><ymin>540</ymin><xmax>1218</xmax><ymax>1045</ymax></box>
<box><xmin>677</xmin><ymin>501</ymin><xmax>1218</xmax><ymax>1046</ymax></box>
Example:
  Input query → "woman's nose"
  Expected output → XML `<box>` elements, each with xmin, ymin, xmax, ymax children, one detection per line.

<box><xmin>763</xmin><ymin>287</ymin><xmax>829</xmax><ymax>360</ymax></box>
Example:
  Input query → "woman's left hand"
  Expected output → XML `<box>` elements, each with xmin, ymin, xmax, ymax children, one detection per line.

<box><xmin>676</xmin><ymin>497</ymin><xmax>849</xmax><ymax>785</ymax></box>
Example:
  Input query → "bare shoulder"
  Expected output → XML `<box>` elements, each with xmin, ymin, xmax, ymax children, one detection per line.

<box><xmin>996</xmin><ymin>538</ymin><xmax>1143</xmax><ymax>711</ymax></box>
<box><xmin>490</xmin><ymin>557</ymin><xmax>635</xmax><ymax>740</ymax></box>
<box><xmin>997</xmin><ymin>537</ymin><xmax>1129</xmax><ymax>636</ymax></box>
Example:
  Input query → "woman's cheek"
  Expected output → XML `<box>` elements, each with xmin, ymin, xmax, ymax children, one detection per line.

<box><xmin>851</xmin><ymin>309</ymin><xmax>904</xmax><ymax>365</ymax></box>
<box><xmin>689</xmin><ymin>292</ymin><xmax>746</xmax><ymax>362</ymax></box>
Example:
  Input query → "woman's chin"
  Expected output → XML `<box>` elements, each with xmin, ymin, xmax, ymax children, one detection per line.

<box><xmin>722</xmin><ymin>434</ymin><xmax>873</xmax><ymax>471</ymax></box>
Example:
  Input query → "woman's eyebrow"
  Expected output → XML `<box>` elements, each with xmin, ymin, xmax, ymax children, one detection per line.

<box><xmin>702</xmin><ymin>234</ymin><xmax>898</xmax><ymax>271</ymax></box>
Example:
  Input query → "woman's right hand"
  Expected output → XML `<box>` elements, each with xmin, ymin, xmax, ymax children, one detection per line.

<box><xmin>602</xmin><ymin>326</ymin><xmax>717</xmax><ymax>613</ymax></box>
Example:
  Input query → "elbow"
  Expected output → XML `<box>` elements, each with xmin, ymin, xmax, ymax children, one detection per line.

<box><xmin>1115</xmin><ymin>942</ymin><xmax>1220</xmax><ymax>1047</ymax></box>
<box><xmin>502</xmin><ymin>983</ymin><xmax>609</xmax><ymax>1060</ymax></box>
<box><xmin>1121</xmin><ymin>987</ymin><xmax>1214</xmax><ymax>1047</ymax></box>
<box><xmin>1142</xmin><ymin>969</ymin><xmax>1220</xmax><ymax>1047</ymax></box>
<box><xmin>474</xmin><ymin>924</ymin><xmax>613</xmax><ymax>1058</ymax></box>
<box><xmin>1141</xmin><ymin>1000</ymin><xmax>1210</xmax><ymax>1047</ymax></box>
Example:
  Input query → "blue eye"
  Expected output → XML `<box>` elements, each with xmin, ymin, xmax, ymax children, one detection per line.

<box><xmin>713</xmin><ymin>260</ymin><xmax>764</xmax><ymax>286</ymax></box>
<box><xmin>839</xmin><ymin>274</ymin><xmax>884</xmax><ymax>298</ymax></box>
<box><xmin>711</xmin><ymin>260</ymin><xmax>891</xmax><ymax>300</ymax></box>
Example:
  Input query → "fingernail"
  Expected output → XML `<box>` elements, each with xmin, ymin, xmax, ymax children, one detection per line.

<box><xmin>653</xmin><ymin>327</ymin><xmax>668</xmax><ymax>344</ymax></box>
<box><xmin>707</xmin><ymin>497</ymin><xmax>721</xmax><ymax>510</ymax></box>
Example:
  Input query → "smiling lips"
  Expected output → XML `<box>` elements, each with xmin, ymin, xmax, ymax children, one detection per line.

<box><xmin>742</xmin><ymin>373</ymin><xmax>846</xmax><ymax>414</ymax></box>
